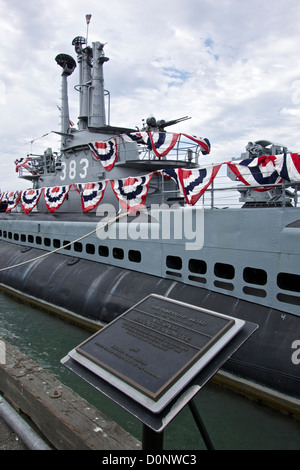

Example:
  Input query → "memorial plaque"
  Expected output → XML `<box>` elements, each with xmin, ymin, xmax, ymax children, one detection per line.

<box><xmin>70</xmin><ymin>295</ymin><xmax>245</xmax><ymax>412</ymax></box>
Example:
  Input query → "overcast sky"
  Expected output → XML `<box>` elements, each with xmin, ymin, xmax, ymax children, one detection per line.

<box><xmin>1</xmin><ymin>0</ymin><xmax>300</xmax><ymax>191</ymax></box>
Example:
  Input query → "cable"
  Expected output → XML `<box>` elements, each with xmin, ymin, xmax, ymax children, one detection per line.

<box><xmin>0</xmin><ymin>211</ymin><xmax>129</xmax><ymax>273</ymax></box>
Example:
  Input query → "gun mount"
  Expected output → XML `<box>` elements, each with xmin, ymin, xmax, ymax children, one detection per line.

<box><xmin>144</xmin><ymin>116</ymin><xmax>191</xmax><ymax>131</ymax></box>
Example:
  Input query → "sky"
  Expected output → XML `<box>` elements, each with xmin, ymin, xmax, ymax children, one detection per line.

<box><xmin>1</xmin><ymin>0</ymin><xmax>300</xmax><ymax>191</ymax></box>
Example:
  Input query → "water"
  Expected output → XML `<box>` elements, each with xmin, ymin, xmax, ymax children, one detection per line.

<box><xmin>0</xmin><ymin>291</ymin><xmax>299</xmax><ymax>450</ymax></box>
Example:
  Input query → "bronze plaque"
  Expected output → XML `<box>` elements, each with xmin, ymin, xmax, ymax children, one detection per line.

<box><xmin>76</xmin><ymin>295</ymin><xmax>235</xmax><ymax>401</ymax></box>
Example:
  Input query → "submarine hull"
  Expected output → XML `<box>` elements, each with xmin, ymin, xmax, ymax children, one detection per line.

<box><xmin>0</xmin><ymin>240</ymin><xmax>299</xmax><ymax>409</ymax></box>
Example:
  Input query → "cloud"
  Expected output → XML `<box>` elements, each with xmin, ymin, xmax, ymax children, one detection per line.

<box><xmin>0</xmin><ymin>0</ymin><xmax>300</xmax><ymax>190</ymax></box>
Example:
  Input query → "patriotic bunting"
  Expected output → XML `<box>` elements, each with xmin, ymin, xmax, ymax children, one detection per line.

<box><xmin>15</xmin><ymin>158</ymin><xmax>37</xmax><ymax>174</ymax></box>
<box><xmin>122</xmin><ymin>132</ymin><xmax>144</xmax><ymax>144</ymax></box>
<box><xmin>78</xmin><ymin>181</ymin><xmax>108</xmax><ymax>212</ymax></box>
<box><xmin>274</xmin><ymin>153</ymin><xmax>300</xmax><ymax>182</ymax></box>
<box><xmin>43</xmin><ymin>185</ymin><xmax>71</xmax><ymax>213</ymax></box>
<box><xmin>178</xmin><ymin>166</ymin><xmax>221</xmax><ymax>205</ymax></box>
<box><xmin>0</xmin><ymin>192</ymin><xmax>6</xmax><ymax>204</ymax></box>
<box><xmin>111</xmin><ymin>174</ymin><xmax>153</xmax><ymax>213</ymax></box>
<box><xmin>6</xmin><ymin>152</ymin><xmax>300</xmax><ymax>214</ymax></box>
<box><xmin>88</xmin><ymin>138</ymin><xmax>118</xmax><ymax>171</ymax></box>
<box><xmin>5</xmin><ymin>191</ymin><xmax>21</xmax><ymax>212</ymax></box>
<box><xmin>227</xmin><ymin>156</ymin><xmax>282</xmax><ymax>192</ymax></box>
<box><xmin>121</xmin><ymin>132</ymin><xmax>211</xmax><ymax>157</ymax></box>
<box><xmin>182</xmin><ymin>134</ymin><xmax>211</xmax><ymax>155</ymax></box>
<box><xmin>20</xmin><ymin>189</ymin><xmax>42</xmax><ymax>214</ymax></box>
<box><xmin>162</xmin><ymin>168</ymin><xmax>180</xmax><ymax>186</ymax></box>
<box><xmin>143</xmin><ymin>132</ymin><xmax>180</xmax><ymax>157</ymax></box>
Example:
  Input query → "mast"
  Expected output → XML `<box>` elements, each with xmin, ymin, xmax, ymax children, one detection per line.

<box><xmin>55</xmin><ymin>53</ymin><xmax>76</xmax><ymax>147</ymax></box>
<box><xmin>89</xmin><ymin>41</ymin><xmax>109</xmax><ymax>128</ymax></box>
<box><xmin>72</xmin><ymin>15</ymin><xmax>109</xmax><ymax>129</ymax></box>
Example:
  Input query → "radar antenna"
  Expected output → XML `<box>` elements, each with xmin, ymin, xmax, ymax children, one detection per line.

<box><xmin>55</xmin><ymin>54</ymin><xmax>76</xmax><ymax>76</ymax></box>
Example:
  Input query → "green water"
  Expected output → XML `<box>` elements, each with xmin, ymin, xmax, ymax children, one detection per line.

<box><xmin>0</xmin><ymin>292</ymin><xmax>299</xmax><ymax>450</ymax></box>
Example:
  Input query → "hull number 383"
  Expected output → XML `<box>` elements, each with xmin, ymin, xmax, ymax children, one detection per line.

<box><xmin>60</xmin><ymin>158</ymin><xmax>89</xmax><ymax>181</ymax></box>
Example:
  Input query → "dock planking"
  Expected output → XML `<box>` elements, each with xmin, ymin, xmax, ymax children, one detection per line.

<box><xmin>0</xmin><ymin>339</ymin><xmax>141</xmax><ymax>450</ymax></box>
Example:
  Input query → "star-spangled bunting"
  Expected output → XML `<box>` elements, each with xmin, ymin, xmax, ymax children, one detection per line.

<box><xmin>88</xmin><ymin>138</ymin><xmax>118</xmax><ymax>171</ymax></box>
<box><xmin>20</xmin><ymin>189</ymin><xmax>42</xmax><ymax>214</ymax></box>
<box><xmin>111</xmin><ymin>174</ymin><xmax>153</xmax><ymax>213</ymax></box>
<box><xmin>43</xmin><ymin>185</ymin><xmax>71</xmax><ymax>213</ymax></box>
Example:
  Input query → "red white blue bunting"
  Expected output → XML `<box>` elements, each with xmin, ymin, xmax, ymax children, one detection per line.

<box><xmin>15</xmin><ymin>158</ymin><xmax>36</xmax><ymax>174</ymax></box>
<box><xmin>111</xmin><ymin>174</ymin><xmax>153</xmax><ymax>213</ymax></box>
<box><xmin>142</xmin><ymin>132</ymin><xmax>179</xmax><ymax>157</ymax></box>
<box><xmin>182</xmin><ymin>134</ymin><xmax>211</xmax><ymax>155</ymax></box>
<box><xmin>178</xmin><ymin>166</ymin><xmax>221</xmax><ymax>205</ymax></box>
<box><xmin>161</xmin><ymin>168</ymin><xmax>179</xmax><ymax>186</ymax></box>
<box><xmin>121</xmin><ymin>132</ymin><xmax>144</xmax><ymax>144</ymax></box>
<box><xmin>227</xmin><ymin>156</ymin><xmax>282</xmax><ymax>191</ymax></box>
<box><xmin>7</xmin><ymin>152</ymin><xmax>300</xmax><ymax>214</ymax></box>
<box><xmin>121</xmin><ymin>132</ymin><xmax>211</xmax><ymax>157</ymax></box>
<box><xmin>43</xmin><ymin>185</ymin><xmax>71</xmax><ymax>213</ymax></box>
<box><xmin>20</xmin><ymin>189</ymin><xmax>42</xmax><ymax>214</ymax></box>
<box><xmin>5</xmin><ymin>191</ymin><xmax>21</xmax><ymax>212</ymax></box>
<box><xmin>274</xmin><ymin>153</ymin><xmax>300</xmax><ymax>182</ymax></box>
<box><xmin>88</xmin><ymin>138</ymin><xmax>118</xmax><ymax>171</ymax></box>
<box><xmin>77</xmin><ymin>181</ymin><xmax>108</xmax><ymax>212</ymax></box>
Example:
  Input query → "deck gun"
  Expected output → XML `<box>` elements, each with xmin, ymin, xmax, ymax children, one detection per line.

<box><xmin>144</xmin><ymin>116</ymin><xmax>191</xmax><ymax>131</ymax></box>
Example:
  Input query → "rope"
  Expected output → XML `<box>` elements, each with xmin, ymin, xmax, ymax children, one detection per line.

<box><xmin>0</xmin><ymin>211</ymin><xmax>129</xmax><ymax>272</ymax></box>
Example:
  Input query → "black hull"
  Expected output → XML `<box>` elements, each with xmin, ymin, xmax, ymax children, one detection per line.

<box><xmin>0</xmin><ymin>240</ymin><xmax>299</xmax><ymax>410</ymax></box>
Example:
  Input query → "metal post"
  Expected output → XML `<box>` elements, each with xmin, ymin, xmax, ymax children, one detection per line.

<box><xmin>188</xmin><ymin>399</ymin><xmax>215</xmax><ymax>450</ymax></box>
<box><xmin>142</xmin><ymin>424</ymin><xmax>164</xmax><ymax>450</ymax></box>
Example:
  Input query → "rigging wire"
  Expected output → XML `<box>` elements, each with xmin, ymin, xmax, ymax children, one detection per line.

<box><xmin>0</xmin><ymin>210</ymin><xmax>129</xmax><ymax>272</ymax></box>
<box><xmin>0</xmin><ymin>132</ymin><xmax>54</xmax><ymax>159</ymax></box>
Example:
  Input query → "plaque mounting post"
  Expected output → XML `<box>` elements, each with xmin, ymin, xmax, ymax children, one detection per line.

<box><xmin>142</xmin><ymin>425</ymin><xmax>164</xmax><ymax>450</ymax></box>
<box><xmin>188</xmin><ymin>399</ymin><xmax>215</xmax><ymax>450</ymax></box>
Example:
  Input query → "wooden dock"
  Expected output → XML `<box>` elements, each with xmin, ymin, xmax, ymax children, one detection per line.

<box><xmin>0</xmin><ymin>339</ymin><xmax>141</xmax><ymax>450</ymax></box>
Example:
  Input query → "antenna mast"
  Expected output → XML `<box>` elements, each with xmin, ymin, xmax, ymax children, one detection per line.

<box><xmin>86</xmin><ymin>14</ymin><xmax>92</xmax><ymax>44</ymax></box>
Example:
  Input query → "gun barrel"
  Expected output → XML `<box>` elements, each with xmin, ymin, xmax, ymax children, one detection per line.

<box><xmin>161</xmin><ymin>116</ymin><xmax>191</xmax><ymax>128</ymax></box>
